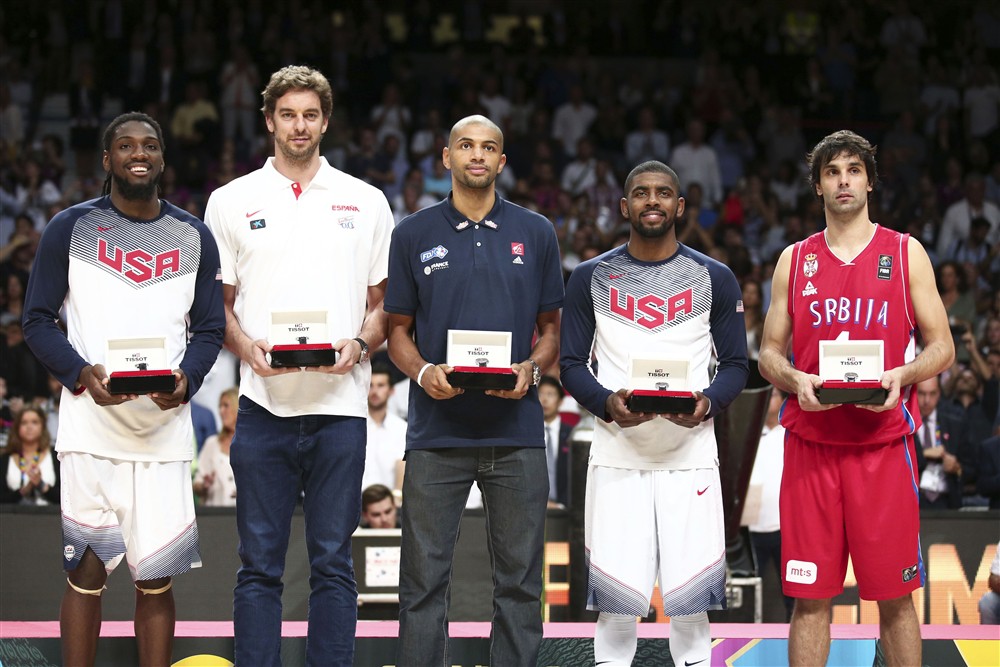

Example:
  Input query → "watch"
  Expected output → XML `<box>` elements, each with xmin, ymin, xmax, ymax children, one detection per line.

<box><xmin>352</xmin><ymin>337</ymin><xmax>369</xmax><ymax>364</ymax></box>
<box><xmin>527</xmin><ymin>358</ymin><xmax>541</xmax><ymax>386</ymax></box>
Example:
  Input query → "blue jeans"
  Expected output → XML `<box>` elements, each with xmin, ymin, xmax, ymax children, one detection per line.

<box><xmin>396</xmin><ymin>446</ymin><xmax>548</xmax><ymax>667</ymax></box>
<box><xmin>231</xmin><ymin>396</ymin><xmax>365</xmax><ymax>667</ymax></box>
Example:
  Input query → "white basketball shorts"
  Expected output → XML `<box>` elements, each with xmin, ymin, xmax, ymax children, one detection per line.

<box><xmin>585</xmin><ymin>465</ymin><xmax>727</xmax><ymax>616</ymax></box>
<box><xmin>60</xmin><ymin>452</ymin><xmax>201</xmax><ymax>581</ymax></box>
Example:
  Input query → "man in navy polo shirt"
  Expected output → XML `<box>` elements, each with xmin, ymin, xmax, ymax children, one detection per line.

<box><xmin>385</xmin><ymin>114</ymin><xmax>564</xmax><ymax>666</ymax></box>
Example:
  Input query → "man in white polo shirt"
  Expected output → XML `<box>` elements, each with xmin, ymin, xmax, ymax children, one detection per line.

<box><xmin>204</xmin><ymin>65</ymin><xmax>393</xmax><ymax>667</ymax></box>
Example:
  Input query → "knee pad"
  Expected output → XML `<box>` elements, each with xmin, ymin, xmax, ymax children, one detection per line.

<box><xmin>135</xmin><ymin>580</ymin><xmax>172</xmax><ymax>595</ymax></box>
<box><xmin>67</xmin><ymin>577</ymin><xmax>106</xmax><ymax>597</ymax></box>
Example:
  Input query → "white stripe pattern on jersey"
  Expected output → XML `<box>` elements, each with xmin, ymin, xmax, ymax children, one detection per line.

<box><xmin>591</xmin><ymin>252</ymin><xmax>712</xmax><ymax>334</ymax></box>
<box><xmin>69</xmin><ymin>209</ymin><xmax>201</xmax><ymax>289</ymax></box>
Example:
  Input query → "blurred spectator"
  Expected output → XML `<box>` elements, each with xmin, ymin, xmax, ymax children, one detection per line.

<box><xmin>360</xmin><ymin>483</ymin><xmax>400</xmax><ymax>529</ymax></box>
<box><xmin>742</xmin><ymin>389</ymin><xmax>793</xmax><ymax>621</ymax></box>
<box><xmin>757</xmin><ymin>106</ymin><xmax>807</xmax><ymax>174</ymax></box>
<box><xmin>560</xmin><ymin>137</ymin><xmax>605</xmax><ymax>196</ymax></box>
<box><xmin>191</xmin><ymin>400</ymin><xmax>218</xmax><ymax>454</ymax></box>
<box><xmin>538</xmin><ymin>376</ymin><xmax>572</xmax><ymax>507</ymax></box>
<box><xmin>193</xmin><ymin>387</ymin><xmax>238</xmax><ymax>507</ymax></box>
<box><xmin>980</xmin><ymin>541</ymin><xmax>1000</xmax><ymax>624</ymax></box>
<box><xmin>478</xmin><ymin>74</ymin><xmax>512</xmax><ymax>132</ymax></box>
<box><xmin>1</xmin><ymin>273</ymin><xmax>26</xmax><ymax>327</ymax></box>
<box><xmin>963</xmin><ymin>63</ymin><xmax>1000</xmax><ymax>149</ymax></box>
<box><xmin>942</xmin><ymin>366</ymin><xmax>994</xmax><ymax>483</ymax></box>
<box><xmin>919</xmin><ymin>58</ymin><xmax>961</xmax><ymax>137</ymax></box>
<box><xmin>423</xmin><ymin>156</ymin><xmax>452</xmax><ymax>199</ymax></box>
<box><xmin>219</xmin><ymin>45</ymin><xmax>260</xmax><ymax>149</ymax></box>
<box><xmin>410</xmin><ymin>108</ymin><xmax>446</xmax><ymax>165</ymax></box>
<box><xmin>915</xmin><ymin>376</ymin><xmax>967</xmax><ymax>509</ymax></box>
<box><xmin>0</xmin><ymin>83</ymin><xmax>24</xmax><ymax>158</ymax></box>
<box><xmin>624</xmin><ymin>105</ymin><xmax>670</xmax><ymax>166</ymax></box>
<box><xmin>1</xmin><ymin>406</ymin><xmax>59</xmax><ymax>505</ymax></box>
<box><xmin>671</xmin><ymin>118</ymin><xmax>723</xmax><ymax>207</ymax></box>
<box><xmin>878</xmin><ymin>1</ymin><xmax>927</xmax><ymax>60</ymax></box>
<box><xmin>882</xmin><ymin>110</ymin><xmax>927</xmax><ymax>190</ymax></box>
<box><xmin>1</xmin><ymin>321</ymin><xmax>49</xmax><ymax>402</ymax></box>
<box><xmin>935</xmin><ymin>260</ymin><xmax>977</xmax><ymax>329</ymax></box>
<box><xmin>742</xmin><ymin>278</ymin><xmax>765</xmax><ymax>359</ymax></box>
<box><xmin>710</xmin><ymin>108</ymin><xmax>756</xmax><ymax>193</ymax></box>
<box><xmin>171</xmin><ymin>80</ymin><xmax>220</xmax><ymax>171</ymax></box>
<box><xmin>937</xmin><ymin>172</ymin><xmax>1000</xmax><ymax>259</ymax></box>
<box><xmin>371</xmin><ymin>83</ymin><xmax>412</xmax><ymax>145</ymax></box>
<box><xmin>36</xmin><ymin>374</ymin><xmax>62</xmax><ymax>441</ymax></box>
<box><xmin>15</xmin><ymin>159</ymin><xmax>62</xmax><ymax>231</ymax></box>
<box><xmin>977</xmin><ymin>432</ymin><xmax>1000</xmax><ymax>510</ymax></box>
<box><xmin>68</xmin><ymin>59</ymin><xmax>103</xmax><ymax>179</ymax></box>
<box><xmin>362</xmin><ymin>365</ymin><xmax>406</xmax><ymax>493</ymax></box>
<box><xmin>551</xmin><ymin>84</ymin><xmax>596</xmax><ymax>158</ymax></box>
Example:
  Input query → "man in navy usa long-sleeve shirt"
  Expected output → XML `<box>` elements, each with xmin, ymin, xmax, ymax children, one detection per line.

<box><xmin>22</xmin><ymin>113</ymin><xmax>224</xmax><ymax>667</ymax></box>
<box><xmin>560</xmin><ymin>160</ymin><xmax>747</xmax><ymax>667</ymax></box>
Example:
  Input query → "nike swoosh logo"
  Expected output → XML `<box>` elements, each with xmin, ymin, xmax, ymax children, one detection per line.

<box><xmin>245</xmin><ymin>209</ymin><xmax>264</xmax><ymax>218</ymax></box>
<box><xmin>685</xmin><ymin>660</ymin><xmax>707</xmax><ymax>666</ymax></box>
<box><xmin>97</xmin><ymin>226</ymin><xmax>113</xmax><ymax>232</ymax></box>
<box><xmin>697</xmin><ymin>487</ymin><xmax>709</xmax><ymax>495</ymax></box>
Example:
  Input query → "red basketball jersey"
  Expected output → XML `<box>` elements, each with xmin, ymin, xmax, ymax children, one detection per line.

<box><xmin>781</xmin><ymin>225</ymin><xmax>919</xmax><ymax>445</ymax></box>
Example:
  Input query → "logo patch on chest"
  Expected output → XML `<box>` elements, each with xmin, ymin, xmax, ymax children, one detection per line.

<box><xmin>803</xmin><ymin>253</ymin><xmax>818</xmax><ymax>277</ymax></box>
<box><xmin>420</xmin><ymin>245</ymin><xmax>449</xmax><ymax>262</ymax></box>
<box><xmin>877</xmin><ymin>254</ymin><xmax>893</xmax><ymax>281</ymax></box>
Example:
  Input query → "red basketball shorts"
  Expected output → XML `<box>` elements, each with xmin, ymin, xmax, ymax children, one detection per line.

<box><xmin>779</xmin><ymin>431</ymin><xmax>923</xmax><ymax>601</ymax></box>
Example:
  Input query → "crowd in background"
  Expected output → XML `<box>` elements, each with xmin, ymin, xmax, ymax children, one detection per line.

<box><xmin>2</xmin><ymin>0</ymin><xmax>1000</xmax><ymax>511</ymax></box>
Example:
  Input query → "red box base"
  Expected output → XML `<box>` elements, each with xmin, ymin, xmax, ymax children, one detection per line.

<box><xmin>816</xmin><ymin>380</ymin><xmax>887</xmax><ymax>405</ymax></box>
<box><xmin>449</xmin><ymin>366</ymin><xmax>517</xmax><ymax>390</ymax></box>
<box><xmin>108</xmin><ymin>369</ymin><xmax>176</xmax><ymax>395</ymax></box>
<box><xmin>270</xmin><ymin>344</ymin><xmax>337</xmax><ymax>368</ymax></box>
<box><xmin>627</xmin><ymin>389</ymin><xmax>697</xmax><ymax>414</ymax></box>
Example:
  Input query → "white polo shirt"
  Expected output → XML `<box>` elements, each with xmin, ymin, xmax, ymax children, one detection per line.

<box><xmin>205</xmin><ymin>157</ymin><xmax>393</xmax><ymax>418</ymax></box>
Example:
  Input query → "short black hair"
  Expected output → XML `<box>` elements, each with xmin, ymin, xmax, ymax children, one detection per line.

<box><xmin>538</xmin><ymin>375</ymin><xmax>565</xmax><ymax>398</ymax></box>
<box><xmin>623</xmin><ymin>160</ymin><xmax>680</xmax><ymax>195</ymax></box>
<box><xmin>806</xmin><ymin>130</ymin><xmax>878</xmax><ymax>192</ymax></box>
<box><xmin>370</xmin><ymin>363</ymin><xmax>393</xmax><ymax>380</ymax></box>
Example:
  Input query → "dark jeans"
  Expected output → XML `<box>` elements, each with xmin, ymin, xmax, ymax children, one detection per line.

<box><xmin>231</xmin><ymin>396</ymin><xmax>365</xmax><ymax>667</ymax></box>
<box><xmin>396</xmin><ymin>446</ymin><xmax>548</xmax><ymax>667</ymax></box>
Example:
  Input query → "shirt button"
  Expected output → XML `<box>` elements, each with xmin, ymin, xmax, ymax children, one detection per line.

<box><xmin>475</xmin><ymin>224</ymin><xmax>480</xmax><ymax>229</ymax></box>
<box><xmin>476</xmin><ymin>242</ymin><xmax>482</xmax><ymax>247</ymax></box>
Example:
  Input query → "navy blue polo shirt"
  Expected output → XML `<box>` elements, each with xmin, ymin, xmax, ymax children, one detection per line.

<box><xmin>384</xmin><ymin>194</ymin><xmax>564</xmax><ymax>450</ymax></box>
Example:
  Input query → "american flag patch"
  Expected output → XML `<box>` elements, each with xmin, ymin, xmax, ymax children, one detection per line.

<box><xmin>215</xmin><ymin>268</ymin><xmax>223</xmax><ymax>281</ymax></box>
<box><xmin>736</xmin><ymin>300</ymin><xmax>744</xmax><ymax>313</ymax></box>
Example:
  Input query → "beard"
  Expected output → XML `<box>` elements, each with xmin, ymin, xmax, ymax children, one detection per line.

<box><xmin>113</xmin><ymin>171</ymin><xmax>161</xmax><ymax>201</ymax></box>
<box><xmin>630</xmin><ymin>212</ymin><xmax>673</xmax><ymax>238</ymax></box>
<box><xmin>275</xmin><ymin>133</ymin><xmax>322</xmax><ymax>164</ymax></box>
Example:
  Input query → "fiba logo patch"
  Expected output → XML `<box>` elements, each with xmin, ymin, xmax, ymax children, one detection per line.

<box><xmin>877</xmin><ymin>254</ymin><xmax>893</xmax><ymax>281</ymax></box>
<box><xmin>64</xmin><ymin>545</ymin><xmax>76</xmax><ymax>560</ymax></box>
<box><xmin>786</xmin><ymin>559</ymin><xmax>817</xmax><ymax>584</ymax></box>
<box><xmin>902</xmin><ymin>563</ymin><xmax>919</xmax><ymax>583</ymax></box>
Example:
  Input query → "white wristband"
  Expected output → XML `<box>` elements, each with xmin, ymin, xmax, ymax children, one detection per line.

<box><xmin>416</xmin><ymin>362</ymin><xmax>434</xmax><ymax>388</ymax></box>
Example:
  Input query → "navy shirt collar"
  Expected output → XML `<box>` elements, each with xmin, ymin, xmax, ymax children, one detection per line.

<box><xmin>443</xmin><ymin>192</ymin><xmax>505</xmax><ymax>232</ymax></box>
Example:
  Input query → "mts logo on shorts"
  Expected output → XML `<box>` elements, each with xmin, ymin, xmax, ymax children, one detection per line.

<box><xmin>786</xmin><ymin>559</ymin><xmax>817</xmax><ymax>584</ymax></box>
